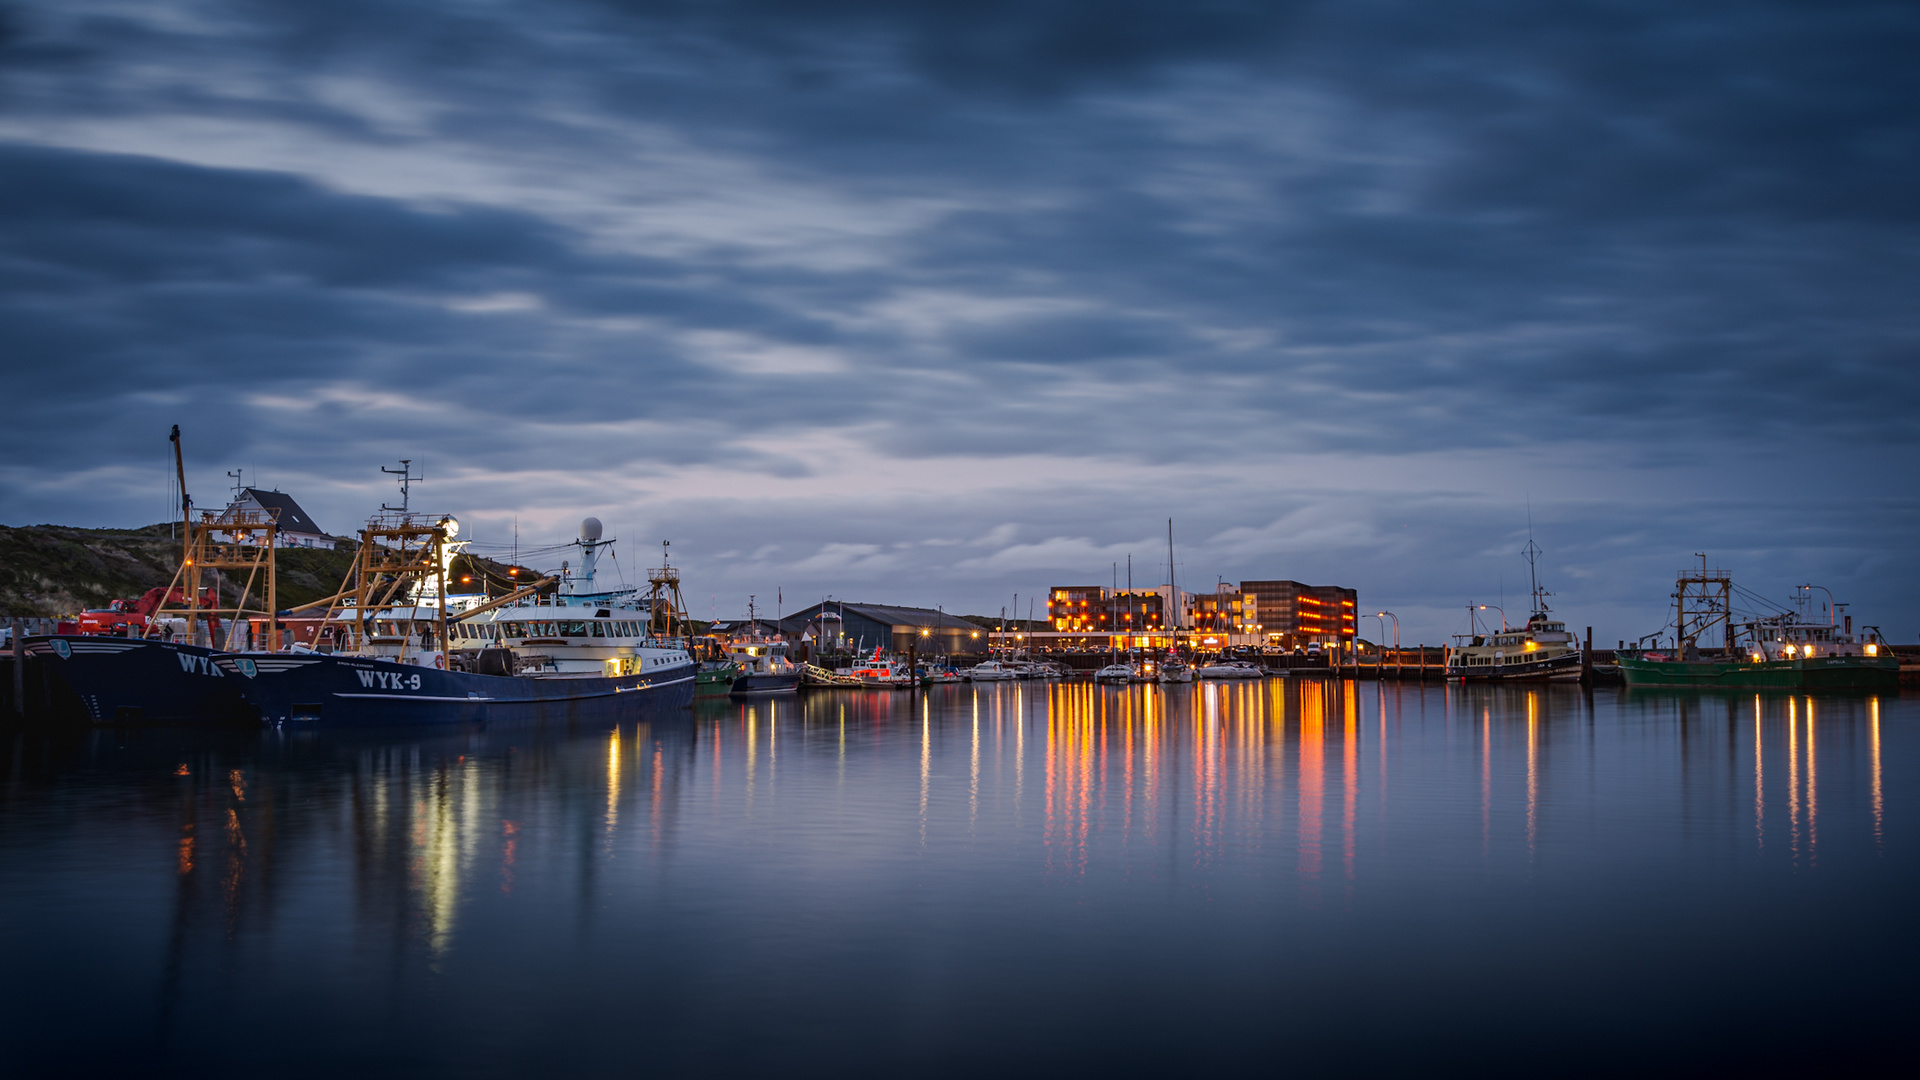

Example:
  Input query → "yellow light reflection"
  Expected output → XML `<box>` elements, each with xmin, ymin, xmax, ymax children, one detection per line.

<box><xmin>1870</xmin><ymin>697</ymin><xmax>1883</xmax><ymax>850</ymax></box>
<box><xmin>1526</xmin><ymin>693</ymin><xmax>1538</xmax><ymax>856</ymax></box>
<box><xmin>1753</xmin><ymin>695</ymin><xmax>1763</xmax><ymax>852</ymax></box>
<box><xmin>1805</xmin><ymin>696</ymin><xmax>1817</xmax><ymax>863</ymax></box>
<box><xmin>1788</xmin><ymin>697</ymin><xmax>1799</xmax><ymax>862</ymax></box>
<box><xmin>606</xmin><ymin>729</ymin><xmax>621</xmax><ymax>839</ymax></box>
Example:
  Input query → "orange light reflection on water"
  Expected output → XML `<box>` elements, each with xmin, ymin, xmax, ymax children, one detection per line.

<box><xmin>1298</xmin><ymin>681</ymin><xmax>1325</xmax><ymax>897</ymax></box>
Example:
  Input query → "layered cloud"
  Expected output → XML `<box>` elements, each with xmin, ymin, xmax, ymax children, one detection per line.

<box><xmin>1</xmin><ymin>0</ymin><xmax>1915</xmax><ymax>641</ymax></box>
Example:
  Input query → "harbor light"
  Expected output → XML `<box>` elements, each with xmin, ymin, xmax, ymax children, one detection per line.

<box><xmin>1752</xmin><ymin>653</ymin><xmax>1764</xmax><ymax>663</ymax></box>
<box><xmin>1866</xmin><ymin>643</ymin><xmax>1879</xmax><ymax>656</ymax></box>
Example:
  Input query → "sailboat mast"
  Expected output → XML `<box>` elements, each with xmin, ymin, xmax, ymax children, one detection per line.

<box><xmin>1167</xmin><ymin>518</ymin><xmax>1176</xmax><ymax>642</ymax></box>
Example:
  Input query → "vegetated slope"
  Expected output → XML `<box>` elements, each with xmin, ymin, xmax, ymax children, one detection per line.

<box><xmin>0</xmin><ymin>523</ymin><xmax>553</xmax><ymax>618</ymax></box>
<box><xmin>0</xmin><ymin>523</ymin><xmax>357</xmax><ymax>617</ymax></box>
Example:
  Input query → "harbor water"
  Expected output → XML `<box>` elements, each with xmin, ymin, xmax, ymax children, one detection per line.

<box><xmin>3</xmin><ymin>682</ymin><xmax>1915</xmax><ymax>1076</ymax></box>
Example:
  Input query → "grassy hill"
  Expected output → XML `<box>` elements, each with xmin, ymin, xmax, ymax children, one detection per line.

<box><xmin>0</xmin><ymin>523</ymin><xmax>544</xmax><ymax>618</ymax></box>
<box><xmin>0</xmin><ymin>523</ymin><xmax>358</xmax><ymax>617</ymax></box>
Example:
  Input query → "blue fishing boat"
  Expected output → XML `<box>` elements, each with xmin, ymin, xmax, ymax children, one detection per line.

<box><xmin>213</xmin><ymin>647</ymin><xmax>692</xmax><ymax>726</ymax></box>
<box><xmin>22</xmin><ymin>636</ymin><xmax>257</xmax><ymax>725</ymax></box>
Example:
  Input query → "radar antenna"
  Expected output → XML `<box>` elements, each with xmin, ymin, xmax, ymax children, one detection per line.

<box><xmin>381</xmin><ymin>459</ymin><xmax>423</xmax><ymax>515</ymax></box>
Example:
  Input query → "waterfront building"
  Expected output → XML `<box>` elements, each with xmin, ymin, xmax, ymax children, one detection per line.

<box><xmin>1238</xmin><ymin>580</ymin><xmax>1357</xmax><ymax>651</ymax></box>
<box><xmin>1191</xmin><ymin>585</ymin><xmax>1260</xmax><ymax>647</ymax></box>
<box><xmin>778</xmin><ymin>602</ymin><xmax>981</xmax><ymax>657</ymax></box>
<box><xmin>1047</xmin><ymin>587</ymin><xmax>1166</xmax><ymax>635</ymax></box>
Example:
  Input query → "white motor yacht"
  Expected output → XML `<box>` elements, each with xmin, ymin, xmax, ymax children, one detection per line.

<box><xmin>1196</xmin><ymin>660</ymin><xmax>1263</xmax><ymax>678</ymax></box>
<box><xmin>969</xmin><ymin>660</ymin><xmax>1018</xmax><ymax>681</ymax></box>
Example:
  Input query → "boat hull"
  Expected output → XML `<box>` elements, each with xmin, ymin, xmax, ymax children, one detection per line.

<box><xmin>730</xmin><ymin>672</ymin><xmax>801</xmax><ymax>695</ymax></box>
<box><xmin>1618</xmin><ymin>655</ymin><xmax>1898</xmax><ymax>689</ymax></box>
<box><xmin>695</xmin><ymin>664</ymin><xmax>738</xmax><ymax>698</ymax></box>
<box><xmin>1448</xmin><ymin>650</ymin><xmax>1584</xmax><ymax>683</ymax></box>
<box><xmin>213</xmin><ymin>652</ymin><xmax>693</xmax><ymax>726</ymax></box>
<box><xmin>25</xmin><ymin>636</ymin><xmax>259</xmax><ymax>725</ymax></box>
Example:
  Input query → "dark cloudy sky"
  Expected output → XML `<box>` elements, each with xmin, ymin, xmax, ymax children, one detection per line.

<box><xmin>3</xmin><ymin>1</ymin><xmax>1916</xmax><ymax>642</ymax></box>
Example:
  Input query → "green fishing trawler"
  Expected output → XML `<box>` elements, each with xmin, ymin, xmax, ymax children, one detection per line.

<box><xmin>694</xmin><ymin>654</ymin><xmax>739</xmax><ymax>697</ymax></box>
<box><xmin>1617</xmin><ymin>558</ymin><xmax>1897</xmax><ymax>689</ymax></box>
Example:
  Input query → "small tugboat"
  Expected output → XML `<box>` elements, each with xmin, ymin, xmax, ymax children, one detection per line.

<box><xmin>1617</xmin><ymin>559</ymin><xmax>1897</xmax><ymax>689</ymax></box>
<box><xmin>1446</xmin><ymin>538</ymin><xmax>1584</xmax><ymax>682</ymax></box>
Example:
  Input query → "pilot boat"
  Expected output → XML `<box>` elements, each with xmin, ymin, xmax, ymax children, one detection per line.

<box><xmin>848</xmin><ymin>649</ymin><xmax>912</xmax><ymax>687</ymax></box>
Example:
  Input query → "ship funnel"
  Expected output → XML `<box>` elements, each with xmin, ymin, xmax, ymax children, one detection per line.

<box><xmin>580</xmin><ymin>517</ymin><xmax>603</xmax><ymax>543</ymax></box>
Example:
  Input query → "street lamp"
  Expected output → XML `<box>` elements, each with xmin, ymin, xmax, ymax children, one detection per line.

<box><xmin>1478</xmin><ymin>604</ymin><xmax>1506</xmax><ymax>632</ymax></box>
<box><xmin>1798</xmin><ymin>584</ymin><xmax>1837</xmax><ymax>626</ymax></box>
<box><xmin>1375</xmin><ymin>611</ymin><xmax>1399</xmax><ymax>677</ymax></box>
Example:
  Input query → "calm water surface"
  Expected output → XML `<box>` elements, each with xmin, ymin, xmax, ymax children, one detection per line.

<box><xmin>4</xmin><ymin>681</ymin><xmax>1916</xmax><ymax>1076</ymax></box>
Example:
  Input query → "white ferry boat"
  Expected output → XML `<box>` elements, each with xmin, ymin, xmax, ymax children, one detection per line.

<box><xmin>1446</xmin><ymin>540</ymin><xmax>1582</xmax><ymax>682</ymax></box>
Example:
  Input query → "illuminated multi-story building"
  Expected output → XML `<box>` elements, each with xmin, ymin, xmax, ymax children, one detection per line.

<box><xmin>1047</xmin><ymin>586</ymin><xmax>1166</xmax><ymax>639</ymax></box>
<box><xmin>1190</xmin><ymin>584</ymin><xmax>1251</xmax><ymax>634</ymax></box>
<box><xmin>1237</xmin><ymin>580</ymin><xmax>1357</xmax><ymax>651</ymax></box>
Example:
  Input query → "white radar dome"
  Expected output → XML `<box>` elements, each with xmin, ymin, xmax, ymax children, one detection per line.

<box><xmin>441</xmin><ymin>516</ymin><xmax>460</xmax><ymax>539</ymax></box>
<box><xmin>580</xmin><ymin>517</ymin><xmax>603</xmax><ymax>543</ymax></box>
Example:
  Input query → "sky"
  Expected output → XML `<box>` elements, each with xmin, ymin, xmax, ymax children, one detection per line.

<box><xmin>2</xmin><ymin>0</ymin><xmax>1916</xmax><ymax>644</ymax></box>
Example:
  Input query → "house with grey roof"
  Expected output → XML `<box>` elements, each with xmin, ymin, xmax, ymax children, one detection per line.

<box><xmin>220</xmin><ymin>488</ymin><xmax>340</xmax><ymax>549</ymax></box>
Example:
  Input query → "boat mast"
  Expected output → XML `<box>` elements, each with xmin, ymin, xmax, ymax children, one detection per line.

<box><xmin>1167</xmin><ymin>518</ymin><xmax>1177</xmax><ymax>650</ymax></box>
<box><xmin>1523</xmin><ymin>535</ymin><xmax>1545</xmax><ymax>619</ymax></box>
<box><xmin>170</xmin><ymin>425</ymin><xmax>198</xmax><ymax>636</ymax></box>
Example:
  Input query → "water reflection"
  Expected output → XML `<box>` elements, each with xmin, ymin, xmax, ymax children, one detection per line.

<box><xmin>0</xmin><ymin>683</ymin><xmax>1908</xmax><ymax>1074</ymax></box>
